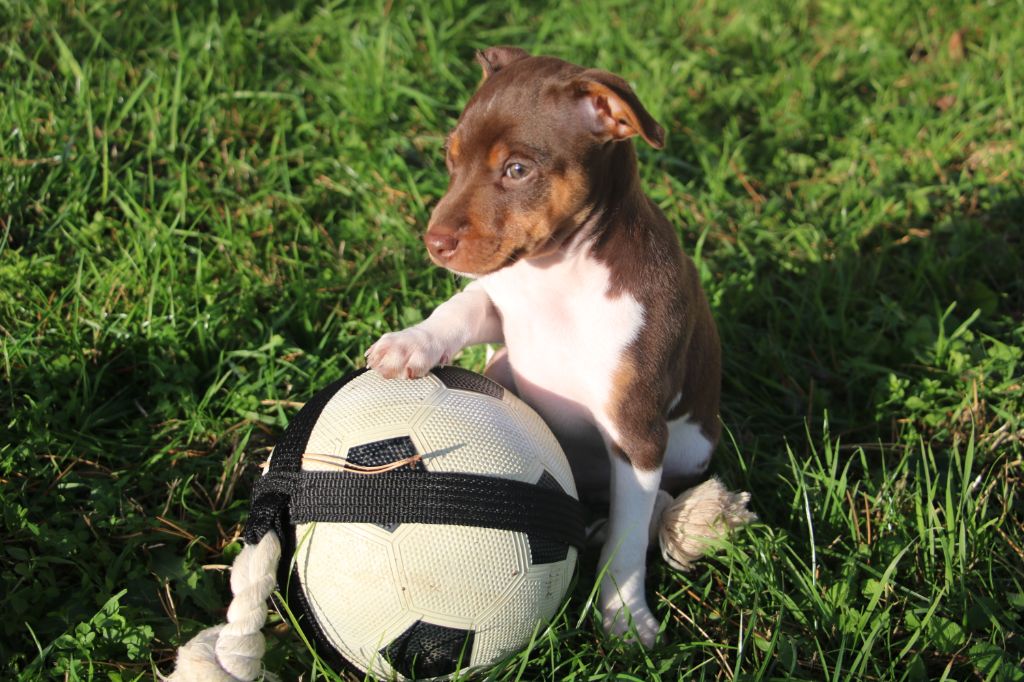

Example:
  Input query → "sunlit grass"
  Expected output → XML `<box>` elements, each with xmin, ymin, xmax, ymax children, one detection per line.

<box><xmin>1</xmin><ymin>0</ymin><xmax>1021</xmax><ymax>679</ymax></box>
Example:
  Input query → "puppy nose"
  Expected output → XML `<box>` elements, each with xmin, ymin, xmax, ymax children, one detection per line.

<box><xmin>425</xmin><ymin>229</ymin><xmax>460</xmax><ymax>262</ymax></box>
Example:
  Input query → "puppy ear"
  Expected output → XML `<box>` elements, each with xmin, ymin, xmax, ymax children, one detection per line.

<box><xmin>475</xmin><ymin>46</ymin><xmax>531</xmax><ymax>81</ymax></box>
<box><xmin>571</xmin><ymin>69</ymin><xmax>665</xmax><ymax>148</ymax></box>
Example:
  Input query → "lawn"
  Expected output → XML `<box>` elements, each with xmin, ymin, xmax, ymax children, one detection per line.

<box><xmin>1</xmin><ymin>0</ymin><xmax>1022</xmax><ymax>680</ymax></box>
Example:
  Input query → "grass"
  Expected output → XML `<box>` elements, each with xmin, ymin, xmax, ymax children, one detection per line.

<box><xmin>1</xmin><ymin>0</ymin><xmax>1022</xmax><ymax>679</ymax></box>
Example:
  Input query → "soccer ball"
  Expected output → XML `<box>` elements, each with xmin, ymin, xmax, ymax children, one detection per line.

<box><xmin>246</xmin><ymin>367</ymin><xmax>582</xmax><ymax>680</ymax></box>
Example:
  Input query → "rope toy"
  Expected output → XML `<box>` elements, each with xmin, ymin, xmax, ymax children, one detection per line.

<box><xmin>166</xmin><ymin>532</ymin><xmax>282</xmax><ymax>682</ymax></box>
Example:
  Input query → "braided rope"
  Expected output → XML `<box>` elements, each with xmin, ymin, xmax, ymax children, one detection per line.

<box><xmin>167</xmin><ymin>532</ymin><xmax>282</xmax><ymax>682</ymax></box>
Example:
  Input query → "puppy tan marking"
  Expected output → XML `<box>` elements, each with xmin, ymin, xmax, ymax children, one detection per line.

<box><xmin>446</xmin><ymin>132</ymin><xmax>461</xmax><ymax>162</ymax></box>
<box><xmin>486</xmin><ymin>142</ymin><xmax>509</xmax><ymax>170</ymax></box>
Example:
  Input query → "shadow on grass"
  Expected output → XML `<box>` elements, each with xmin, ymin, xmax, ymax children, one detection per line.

<box><xmin>0</xmin><ymin>317</ymin><xmax>326</xmax><ymax>674</ymax></box>
<box><xmin>715</xmin><ymin>189</ymin><xmax>1022</xmax><ymax>451</ymax></box>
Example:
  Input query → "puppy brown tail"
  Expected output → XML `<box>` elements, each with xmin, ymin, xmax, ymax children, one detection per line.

<box><xmin>654</xmin><ymin>477</ymin><xmax>756</xmax><ymax>571</ymax></box>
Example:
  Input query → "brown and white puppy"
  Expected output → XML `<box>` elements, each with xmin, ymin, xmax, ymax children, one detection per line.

<box><xmin>365</xmin><ymin>46</ymin><xmax>721</xmax><ymax>646</ymax></box>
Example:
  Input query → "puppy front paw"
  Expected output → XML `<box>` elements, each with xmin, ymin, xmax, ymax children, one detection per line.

<box><xmin>365</xmin><ymin>327</ymin><xmax>451</xmax><ymax>379</ymax></box>
<box><xmin>601</xmin><ymin>591</ymin><xmax>660</xmax><ymax>648</ymax></box>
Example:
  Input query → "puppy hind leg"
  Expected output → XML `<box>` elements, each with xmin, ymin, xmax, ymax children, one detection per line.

<box><xmin>660</xmin><ymin>414</ymin><xmax>714</xmax><ymax>491</ymax></box>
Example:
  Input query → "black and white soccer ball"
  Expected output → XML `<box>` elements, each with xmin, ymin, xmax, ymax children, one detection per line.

<box><xmin>246</xmin><ymin>367</ymin><xmax>583</xmax><ymax>680</ymax></box>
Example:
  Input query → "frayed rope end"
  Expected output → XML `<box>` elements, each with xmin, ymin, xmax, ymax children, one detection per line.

<box><xmin>657</xmin><ymin>476</ymin><xmax>756</xmax><ymax>571</ymax></box>
<box><xmin>165</xmin><ymin>625</ymin><xmax>243</xmax><ymax>682</ymax></box>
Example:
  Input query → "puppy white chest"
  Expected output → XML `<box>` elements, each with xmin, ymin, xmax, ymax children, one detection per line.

<box><xmin>478</xmin><ymin>251</ymin><xmax>645</xmax><ymax>437</ymax></box>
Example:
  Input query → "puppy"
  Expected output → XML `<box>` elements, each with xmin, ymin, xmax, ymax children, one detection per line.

<box><xmin>367</xmin><ymin>46</ymin><xmax>738</xmax><ymax>646</ymax></box>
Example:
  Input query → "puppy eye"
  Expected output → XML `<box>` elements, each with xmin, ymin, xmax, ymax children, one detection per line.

<box><xmin>503</xmin><ymin>162</ymin><xmax>530</xmax><ymax>180</ymax></box>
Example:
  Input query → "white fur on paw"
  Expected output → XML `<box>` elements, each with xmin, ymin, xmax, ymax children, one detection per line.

<box><xmin>601</xmin><ymin>595</ymin><xmax>659</xmax><ymax>648</ymax></box>
<box><xmin>365</xmin><ymin>328</ymin><xmax>449</xmax><ymax>379</ymax></box>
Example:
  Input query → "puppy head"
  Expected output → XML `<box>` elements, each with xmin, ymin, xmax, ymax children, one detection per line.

<box><xmin>424</xmin><ymin>47</ymin><xmax>664</xmax><ymax>275</ymax></box>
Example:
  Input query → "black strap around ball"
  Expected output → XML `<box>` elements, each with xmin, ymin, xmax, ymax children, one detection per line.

<box><xmin>244</xmin><ymin>368</ymin><xmax>586</xmax><ymax>550</ymax></box>
<box><xmin>290</xmin><ymin>469</ymin><xmax>584</xmax><ymax>547</ymax></box>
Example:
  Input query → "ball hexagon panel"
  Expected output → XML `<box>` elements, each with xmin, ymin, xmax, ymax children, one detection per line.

<box><xmin>294</xmin><ymin>522</ymin><xmax>413</xmax><ymax>664</ymax></box>
<box><xmin>413</xmin><ymin>390</ymin><xmax>544</xmax><ymax>482</ymax></box>
<box><xmin>470</xmin><ymin>558</ymin><xmax>575</xmax><ymax>664</ymax></box>
<box><xmin>392</xmin><ymin>524</ymin><xmax>531</xmax><ymax>625</ymax></box>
